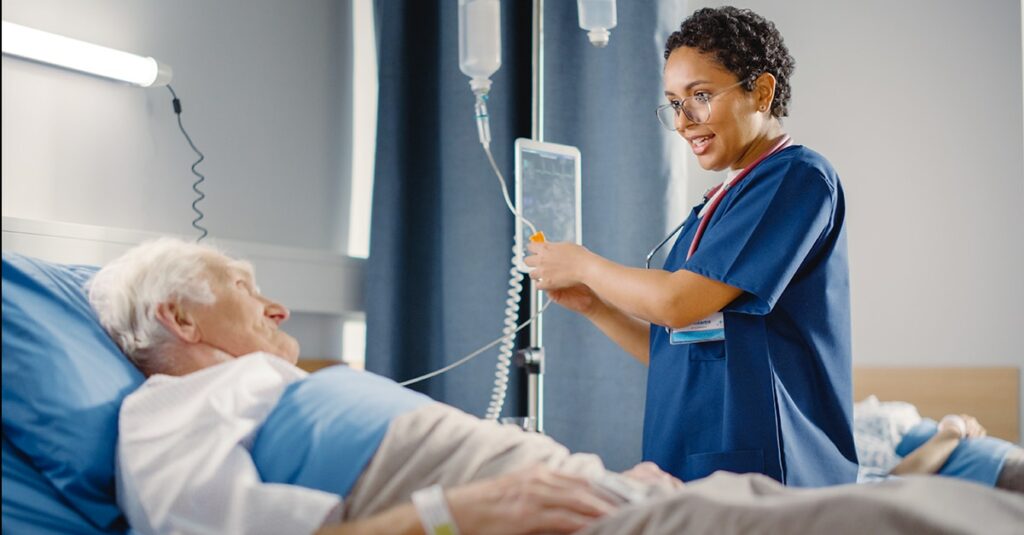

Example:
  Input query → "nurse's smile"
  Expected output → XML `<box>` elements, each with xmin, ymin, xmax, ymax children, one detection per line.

<box><xmin>687</xmin><ymin>134</ymin><xmax>714</xmax><ymax>156</ymax></box>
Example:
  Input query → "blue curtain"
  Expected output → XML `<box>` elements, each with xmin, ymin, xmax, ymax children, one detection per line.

<box><xmin>367</xmin><ymin>0</ymin><xmax>667</xmax><ymax>471</ymax></box>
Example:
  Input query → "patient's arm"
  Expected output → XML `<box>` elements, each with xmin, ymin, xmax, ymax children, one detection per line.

<box><xmin>316</xmin><ymin>503</ymin><xmax>421</xmax><ymax>535</ymax></box>
<box><xmin>888</xmin><ymin>414</ymin><xmax>983</xmax><ymax>476</ymax></box>
<box><xmin>890</xmin><ymin>414</ymin><xmax>987</xmax><ymax>476</ymax></box>
<box><xmin>888</xmin><ymin>427</ymin><xmax>961</xmax><ymax>476</ymax></box>
<box><xmin>318</xmin><ymin>465</ymin><xmax>618</xmax><ymax>535</ymax></box>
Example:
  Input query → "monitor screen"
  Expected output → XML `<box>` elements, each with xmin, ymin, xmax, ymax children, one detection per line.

<box><xmin>515</xmin><ymin>140</ymin><xmax>581</xmax><ymax>266</ymax></box>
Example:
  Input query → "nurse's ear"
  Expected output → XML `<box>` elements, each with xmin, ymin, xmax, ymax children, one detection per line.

<box><xmin>752</xmin><ymin>72</ymin><xmax>777</xmax><ymax>114</ymax></box>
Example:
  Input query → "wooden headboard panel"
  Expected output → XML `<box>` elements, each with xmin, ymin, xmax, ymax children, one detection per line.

<box><xmin>853</xmin><ymin>367</ymin><xmax>1019</xmax><ymax>443</ymax></box>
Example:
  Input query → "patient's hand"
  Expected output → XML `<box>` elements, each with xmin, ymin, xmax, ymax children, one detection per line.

<box><xmin>938</xmin><ymin>414</ymin><xmax>987</xmax><ymax>439</ymax></box>
<box><xmin>622</xmin><ymin>461</ymin><xmax>684</xmax><ymax>491</ymax></box>
<box><xmin>961</xmin><ymin>415</ymin><xmax>986</xmax><ymax>438</ymax></box>
<box><xmin>446</xmin><ymin>464</ymin><xmax>618</xmax><ymax>534</ymax></box>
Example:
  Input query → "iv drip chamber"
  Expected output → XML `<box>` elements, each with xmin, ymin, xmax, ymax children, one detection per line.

<box><xmin>577</xmin><ymin>0</ymin><xmax>617</xmax><ymax>48</ymax></box>
<box><xmin>459</xmin><ymin>0</ymin><xmax>501</xmax><ymax>94</ymax></box>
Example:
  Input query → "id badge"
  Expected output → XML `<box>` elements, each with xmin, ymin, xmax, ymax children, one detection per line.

<box><xmin>669</xmin><ymin>312</ymin><xmax>725</xmax><ymax>345</ymax></box>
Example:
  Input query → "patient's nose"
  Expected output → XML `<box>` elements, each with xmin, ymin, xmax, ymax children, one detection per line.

<box><xmin>265</xmin><ymin>300</ymin><xmax>290</xmax><ymax>325</ymax></box>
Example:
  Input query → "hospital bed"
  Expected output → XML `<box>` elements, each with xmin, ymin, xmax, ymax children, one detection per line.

<box><xmin>3</xmin><ymin>249</ymin><xmax>1022</xmax><ymax>533</ymax></box>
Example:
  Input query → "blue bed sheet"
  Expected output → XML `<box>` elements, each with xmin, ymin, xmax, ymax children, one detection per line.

<box><xmin>253</xmin><ymin>365</ymin><xmax>432</xmax><ymax>497</ymax></box>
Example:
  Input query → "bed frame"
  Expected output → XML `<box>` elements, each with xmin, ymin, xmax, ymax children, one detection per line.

<box><xmin>853</xmin><ymin>366</ymin><xmax>1020</xmax><ymax>443</ymax></box>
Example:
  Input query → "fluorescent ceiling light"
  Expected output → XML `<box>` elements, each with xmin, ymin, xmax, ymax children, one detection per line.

<box><xmin>1</xmin><ymin>20</ymin><xmax>172</xmax><ymax>87</ymax></box>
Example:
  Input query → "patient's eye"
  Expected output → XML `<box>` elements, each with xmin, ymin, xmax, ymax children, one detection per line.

<box><xmin>237</xmin><ymin>280</ymin><xmax>257</xmax><ymax>295</ymax></box>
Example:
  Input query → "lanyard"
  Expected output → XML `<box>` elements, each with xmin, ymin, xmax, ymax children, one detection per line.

<box><xmin>686</xmin><ymin>135</ymin><xmax>792</xmax><ymax>260</ymax></box>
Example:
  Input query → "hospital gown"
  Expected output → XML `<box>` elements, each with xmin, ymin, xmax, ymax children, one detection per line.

<box><xmin>116</xmin><ymin>353</ymin><xmax>342</xmax><ymax>535</ymax></box>
<box><xmin>852</xmin><ymin>396</ymin><xmax>923</xmax><ymax>481</ymax></box>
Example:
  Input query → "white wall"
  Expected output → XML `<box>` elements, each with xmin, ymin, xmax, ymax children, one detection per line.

<box><xmin>1</xmin><ymin>0</ymin><xmax>361</xmax><ymax>359</ymax></box>
<box><xmin>683</xmin><ymin>0</ymin><xmax>1024</xmax><ymax>438</ymax></box>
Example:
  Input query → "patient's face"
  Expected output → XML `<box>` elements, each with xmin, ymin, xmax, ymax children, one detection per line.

<box><xmin>188</xmin><ymin>253</ymin><xmax>300</xmax><ymax>363</ymax></box>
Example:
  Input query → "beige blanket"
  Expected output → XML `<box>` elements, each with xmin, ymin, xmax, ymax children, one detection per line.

<box><xmin>345</xmin><ymin>404</ymin><xmax>1024</xmax><ymax>534</ymax></box>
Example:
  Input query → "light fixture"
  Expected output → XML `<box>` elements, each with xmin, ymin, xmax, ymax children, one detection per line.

<box><xmin>1</xmin><ymin>20</ymin><xmax>172</xmax><ymax>87</ymax></box>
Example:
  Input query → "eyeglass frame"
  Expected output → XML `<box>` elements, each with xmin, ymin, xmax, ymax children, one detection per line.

<box><xmin>655</xmin><ymin>76</ymin><xmax>753</xmax><ymax>130</ymax></box>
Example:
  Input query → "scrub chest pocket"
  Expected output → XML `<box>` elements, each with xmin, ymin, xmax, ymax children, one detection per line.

<box><xmin>686</xmin><ymin>340</ymin><xmax>726</xmax><ymax>361</ymax></box>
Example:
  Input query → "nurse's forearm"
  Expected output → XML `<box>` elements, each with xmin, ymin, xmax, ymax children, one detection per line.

<box><xmin>586</xmin><ymin>300</ymin><xmax>651</xmax><ymax>365</ymax></box>
<box><xmin>580</xmin><ymin>254</ymin><xmax>741</xmax><ymax>329</ymax></box>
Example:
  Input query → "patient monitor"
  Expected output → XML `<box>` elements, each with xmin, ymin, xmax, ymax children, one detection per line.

<box><xmin>514</xmin><ymin>138</ymin><xmax>582</xmax><ymax>265</ymax></box>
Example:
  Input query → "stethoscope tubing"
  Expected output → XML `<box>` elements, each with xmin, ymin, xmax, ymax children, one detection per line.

<box><xmin>645</xmin><ymin>220</ymin><xmax>686</xmax><ymax>270</ymax></box>
<box><xmin>643</xmin><ymin>135</ymin><xmax>792</xmax><ymax>270</ymax></box>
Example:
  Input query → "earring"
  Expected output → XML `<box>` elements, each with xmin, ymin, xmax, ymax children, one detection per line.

<box><xmin>759</xmin><ymin>106</ymin><xmax>767</xmax><ymax>111</ymax></box>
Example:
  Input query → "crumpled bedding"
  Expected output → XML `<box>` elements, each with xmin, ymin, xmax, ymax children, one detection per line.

<box><xmin>344</xmin><ymin>404</ymin><xmax>1024</xmax><ymax>534</ymax></box>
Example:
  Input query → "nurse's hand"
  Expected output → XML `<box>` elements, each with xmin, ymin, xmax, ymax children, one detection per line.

<box><xmin>547</xmin><ymin>284</ymin><xmax>601</xmax><ymax>317</ymax></box>
<box><xmin>524</xmin><ymin>242</ymin><xmax>594</xmax><ymax>291</ymax></box>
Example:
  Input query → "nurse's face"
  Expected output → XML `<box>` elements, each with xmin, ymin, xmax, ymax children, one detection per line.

<box><xmin>663</xmin><ymin>46</ymin><xmax>769</xmax><ymax>171</ymax></box>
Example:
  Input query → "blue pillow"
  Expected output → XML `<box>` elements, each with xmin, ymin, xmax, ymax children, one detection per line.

<box><xmin>2</xmin><ymin>433</ymin><xmax>116</xmax><ymax>534</ymax></box>
<box><xmin>1</xmin><ymin>252</ymin><xmax>143</xmax><ymax>531</ymax></box>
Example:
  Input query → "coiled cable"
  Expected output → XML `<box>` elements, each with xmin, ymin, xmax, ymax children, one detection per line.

<box><xmin>483</xmin><ymin>236</ymin><xmax>525</xmax><ymax>420</ymax></box>
<box><xmin>478</xmin><ymin>101</ymin><xmax>536</xmax><ymax>420</ymax></box>
<box><xmin>167</xmin><ymin>85</ymin><xmax>209</xmax><ymax>242</ymax></box>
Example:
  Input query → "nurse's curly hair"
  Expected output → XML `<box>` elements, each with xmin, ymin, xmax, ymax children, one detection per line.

<box><xmin>665</xmin><ymin>6</ymin><xmax>795</xmax><ymax>119</ymax></box>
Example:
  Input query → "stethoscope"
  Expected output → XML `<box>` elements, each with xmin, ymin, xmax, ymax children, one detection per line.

<box><xmin>645</xmin><ymin>220</ymin><xmax>686</xmax><ymax>270</ymax></box>
<box><xmin>643</xmin><ymin>135</ymin><xmax>793</xmax><ymax>270</ymax></box>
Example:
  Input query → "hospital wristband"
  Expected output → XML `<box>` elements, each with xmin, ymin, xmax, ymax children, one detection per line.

<box><xmin>411</xmin><ymin>485</ymin><xmax>461</xmax><ymax>535</ymax></box>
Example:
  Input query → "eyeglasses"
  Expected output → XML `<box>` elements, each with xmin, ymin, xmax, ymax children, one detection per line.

<box><xmin>656</xmin><ymin>78</ymin><xmax>749</xmax><ymax>130</ymax></box>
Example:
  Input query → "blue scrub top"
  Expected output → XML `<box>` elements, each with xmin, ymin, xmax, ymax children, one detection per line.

<box><xmin>643</xmin><ymin>145</ymin><xmax>858</xmax><ymax>487</ymax></box>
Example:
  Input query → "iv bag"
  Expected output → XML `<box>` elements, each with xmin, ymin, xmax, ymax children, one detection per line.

<box><xmin>459</xmin><ymin>0</ymin><xmax>501</xmax><ymax>94</ymax></box>
<box><xmin>577</xmin><ymin>0</ymin><xmax>617</xmax><ymax>47</ymax></box>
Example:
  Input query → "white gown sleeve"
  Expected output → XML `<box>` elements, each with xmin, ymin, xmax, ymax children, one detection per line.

<box><xmin>116</xmin><ymin>354</ymin><xmax>342</xmax><ymax>535</ymax></box>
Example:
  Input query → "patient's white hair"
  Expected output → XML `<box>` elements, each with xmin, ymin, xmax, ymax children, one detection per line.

<box><xmin>88</xmin><ymin>237</ymin><xmax>220</xmax><ymax>373</ymax></box>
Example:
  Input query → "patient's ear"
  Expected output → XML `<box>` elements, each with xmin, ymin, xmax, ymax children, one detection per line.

<box><xmin>154</xmin><ymin>301</ymin><xmax>201</xmax><ymax>344</ymax></box>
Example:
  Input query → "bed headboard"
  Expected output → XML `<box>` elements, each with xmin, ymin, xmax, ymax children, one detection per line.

<box><xmin>853</xmin><ymin>366</ymin><xmax>1020</xmax><ymax>443</ymax></box>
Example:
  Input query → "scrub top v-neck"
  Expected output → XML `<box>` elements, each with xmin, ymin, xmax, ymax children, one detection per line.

<box><xmin>643</xmin><ymin>144</ymin><xmax>858</xmax><ymax>487</ymax></box>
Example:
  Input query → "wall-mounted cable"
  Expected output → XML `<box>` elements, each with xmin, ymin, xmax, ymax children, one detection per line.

<box><xmin>166</xmin><ymin>85</ymin><xmax>208</xmax><ymax>242</ymax></box>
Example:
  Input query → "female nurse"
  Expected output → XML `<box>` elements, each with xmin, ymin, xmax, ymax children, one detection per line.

<box><xmin>524</xmin><ymin>6</ymin><xmax>857</xmax><ymax>487</ymax></box>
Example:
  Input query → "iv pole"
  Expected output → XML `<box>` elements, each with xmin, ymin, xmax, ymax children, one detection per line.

<box><xmin>522</xmin><ymin>0</ymin><xmax>546</xmax><ymax>434</ymax></box>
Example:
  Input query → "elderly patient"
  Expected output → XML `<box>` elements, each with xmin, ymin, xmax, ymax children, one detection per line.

<box><xmin>88</xmin><ymin>238</ymin><xmax>675</xmax><ymax>535</ymax></box>
<box><xmin>90</xmin><ymin>239</ymin><xmax>1024</xmax><ymax>535</ymax></box>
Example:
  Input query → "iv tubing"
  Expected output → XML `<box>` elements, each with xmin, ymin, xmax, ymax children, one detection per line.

<box><xmin>476</xmin><ymin>94</ymin><xmax>538</xmax><ymax>236</ymax></box>
<box><xmin>475</xmin><ymin>92</ymin><xmax>540</xmax><ymax>420</ymax></box>
<box><xmin>403</xmin><ymin>91</ymin><xmax>545</xmax><ymax>421</ymax></box>
<box><xmin>399</xmin><ymin>298</ymin><xmax>552</xmax><ymax>387</ymax></box>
